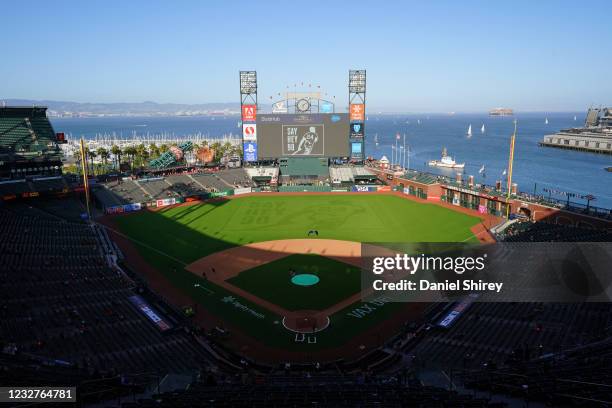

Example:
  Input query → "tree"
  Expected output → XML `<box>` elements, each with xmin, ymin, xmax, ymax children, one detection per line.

<box><xmin>123</xmin><ymin>146</ymin><xmax>137</xmax><ymax>170</ymax></box>
<box><xmin>97</xmin><ymin>147</ymin><xmax>110</xmax><ymax>172</ymax></box>
<box><xmin>111</xmin><ymin>144</ymin><xmax>122</xmax><ymax>170</ymax></box>
<box><xmin>159</xmin><ymin>144</ymin><xmax>169</xmax><ymax>154</ymax></box>
<box><xmin>149</xmin><ymin>143</ymin><xmax>160</xmax><ymax>159</ymax></box>
<box><xmin>88</xmin><ymin>150</ymin><xmax>97</xmax><ymax>175</ymax></box>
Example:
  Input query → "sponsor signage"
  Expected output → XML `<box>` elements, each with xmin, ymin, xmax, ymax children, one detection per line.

<box><xmin>156</xmin><ymin>198</ymin><xmax>176</xmax><ymax>208</ymax></box>
<box><xmin>128</xmin><ymin>295</ymin><xmax>173</xmax><ymax>331</ymax></box>
<box><xmin>272</xmin><ymin>101</ymin><xmax>288</xmax><ymax>113</ymax></box>
<box><xmin>241</xmin><ymin>104</ymin><xmax>256</xmax><ymax>121</ymax></box>
<box><xmin>320</xmin><ymin>101</ymin><xmax>333</xmax><ymax>113</ymax></box>
<box><xmin>350</xmin><ymin>122</ymin><xmax>364</xmax><ymax>138</ymax></box>
<box><xmin>211</xmin><ymin>190</ymin><xmax>230</xmax><ymax>198</ymax></box>
<box><xmin>351</xmin><ymin>141</ymin><xmax>363</xmax><ymax>159</ymax></box>
<box><xmin>242</xmin><ymin>123</ymin><xmax>257</xmax><ymax>141</ymax></box>
<box><xmin>349</xmin><ymin>103</ymin><xmax>365</xmax><ymax>121</ymax></box>
<box><xmin>243</xmin><ymin>142</ymin><xmax>258</xmax><ymax>162</ymax></box>
<box><xmin>234</xmin><ymin>187</ymin><xmax>252</xmax><ymax>195</ymax></box>
<box><xmin>352</xmin><ymin>185</ymin><xmax>377</xmax><ymax>192</ymax></box>
<box><xmin>438</xmin><ymin>294</ymin><xmax>478</xmax><ymax>328</ymax></box>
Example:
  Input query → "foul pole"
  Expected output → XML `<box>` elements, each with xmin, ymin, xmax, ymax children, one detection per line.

<box><xmin>79</xmin><ymin>137</ymin><xmax>92</xmax><ymax>220</ymax></box>
<box><xmin>505</xmin><ymin>120</ymin><xmax>517</xmax><ymax>219</ymax></box>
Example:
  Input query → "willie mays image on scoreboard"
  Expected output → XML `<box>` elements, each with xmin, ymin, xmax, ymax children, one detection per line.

<box><xmin>257</xmin><ymin>113</ymin><xmax>349</xmax><ymax>159</ymax></box>
<box><xmin>283</xmin><ymin>124</ymin><xmax>324</xmax><ymax>155</ymax></box>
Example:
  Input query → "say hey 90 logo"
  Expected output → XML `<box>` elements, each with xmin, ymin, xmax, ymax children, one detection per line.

<box><xmin>242</xmin><ymin>104</ymin><xmax>256</xmax><ymax>121</ymax></box>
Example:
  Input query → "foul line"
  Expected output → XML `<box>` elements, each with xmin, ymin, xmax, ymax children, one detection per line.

<box><xmin>97</xmin><ymin>222</ymin><xmax>188</xmax><ymax>266</ymax></box>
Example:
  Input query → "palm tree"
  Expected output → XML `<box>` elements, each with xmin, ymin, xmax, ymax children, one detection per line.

<box><xmin>211</xmin><ymin>142</ymin><xmax>222</xmax><ymax>162</ymax></box>
<box><xmin>123</xmin><ymin>146</ymin><xmax>137</xmax><ymax>170</ymax></box>
<box><xmin>159</xmin><ymin>144</ymin><xmax>169</xmax><ymax>154</ymax></box>
<box><xmin>149</xmin><ymin>143</ymin><xmax>160</xmax><ymax>159</ymax></box>
<box><xmin>111</xmin><ymin>144</ymin><xmax>122</xmax><ymax>170</ymax></box>
<box><xmin>97</xmin><ymin>147</ymin><xmax>110</xmax><ymax>172</ymax></box>
<box><xmin>72</xmin><ymin>149</ymin><xmax>82</xmax><ymax>175</ymax></box>
<box><xmin>88</xmin><ymin>150</ymin><xmax>97</xmax><ymax>175</ymax></box>
<box><xmin>135</xmin><ymin>144</ymin><xmax>147</xmax><ymax>168</ymax></box>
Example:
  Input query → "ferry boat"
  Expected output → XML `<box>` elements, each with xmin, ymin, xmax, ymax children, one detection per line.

<box><xmin>428</xmin><ymin>148</ymin><xmax>465</xmax><ymax>169</ymax></box>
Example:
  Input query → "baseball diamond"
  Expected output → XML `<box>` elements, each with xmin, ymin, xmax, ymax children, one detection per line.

<box><xmin>103</xmin><ymin>192</ymin><xmax>488</xmax><ymax>361</ymax></box>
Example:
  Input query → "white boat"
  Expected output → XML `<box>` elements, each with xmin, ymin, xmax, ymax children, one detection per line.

<box><xmin>545</xmin><ymin>117</ymin><xmax>549</xmax><ymax>125</ymax></box>
<box><xmin>481</xmin><ymin>124</ymin><xmax>485</xmax><ymax>133</ymax></box>
<box><xmin>574</xmin><ymin>115</ymin><xmax>577</xmax><ymax>121</ymax></box>
<box><xmin>374</xmin><ymin>133</ymin><xmax>379</xmax><ymax>146</ymax></box>
<box><xmin>467</xmin><ymin>124</ymin><xmax>472</xmax><ymax>137</ymax></box>
<box><xmin>428</xmin><ymin>148</ymin><xmax>465</xmax><ymax>169</ymax></box>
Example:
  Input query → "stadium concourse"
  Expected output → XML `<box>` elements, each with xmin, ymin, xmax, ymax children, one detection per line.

<box><xmin>1</xmin><ymin>107</ymin><xmax>612</xmax><ymax>407</ymax></box>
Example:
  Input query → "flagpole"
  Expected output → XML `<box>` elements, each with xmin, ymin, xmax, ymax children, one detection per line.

<box><xmin>395</xmin><ymin>136</ymin><xmax>398</xmax><ymax>169</ymax></box>
<box><xmin>505</xmin><ymin>120</ymin><xmax>517</xmax><ymax>219</ymax></box>
<box><xmin>79</xmin><ymin>137</ymin><xmax>91</xmax><ymax>221</ymax></box>
<box><xmin>403</xmin><ymin>133</ymin><xmax>406</xmax><ymax>169</ymax></box>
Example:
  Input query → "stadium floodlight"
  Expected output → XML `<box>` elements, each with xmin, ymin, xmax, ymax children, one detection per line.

<box><xmin>240</xmin><ymin>71</ymin><xmax>257</xmax><ymax>94</ymax></box>
<box><xmin>349</xmin><ymin>70</ymin><xmax>366</xmax><ymax>94</ymax></box>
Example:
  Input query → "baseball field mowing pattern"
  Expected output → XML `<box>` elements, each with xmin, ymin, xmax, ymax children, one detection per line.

<box><xmin>112</xmin><ymin>194</ymin><xmax>481</xmax><ymax>352</ymax></box>
<box><xmin>114</xmin><ymin>194</ymin><xmax>480</xmax><ymax>264</ymax></box>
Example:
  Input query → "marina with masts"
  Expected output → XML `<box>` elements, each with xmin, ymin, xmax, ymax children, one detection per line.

<box><xmin>60</xmin><ymin>131</ymin><xmax>242</xmax><ymax>159</ymax></box>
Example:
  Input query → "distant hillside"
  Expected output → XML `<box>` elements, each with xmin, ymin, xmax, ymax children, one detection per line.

<box><xmin>1</xmin><ymin>99</ymin><xmax>241</xmax><ymax>116</ymax></box>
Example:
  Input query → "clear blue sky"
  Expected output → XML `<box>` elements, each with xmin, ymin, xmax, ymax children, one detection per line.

<box><xmin>2</xmin><ymin>0</ymin><xmax>610</xmax><ymax>112</ymax></box>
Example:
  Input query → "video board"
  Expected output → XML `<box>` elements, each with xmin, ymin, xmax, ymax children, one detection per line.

<box><xmin>256</xmin><ymin>113</ymin><xmax>349</xmax><ymax>158</ymax></box>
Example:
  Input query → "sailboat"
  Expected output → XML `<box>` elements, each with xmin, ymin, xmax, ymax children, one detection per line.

<box><xmin>417</xmin><ymin>119</ymin><xmax>421</xmax><ymax>125</ymax></box>
<box><xmin>374</xmin><ymin>133</ymin><xmax>379</xmax><ymax>146</ymax></box>
<box><xmin>466</xmin><ymin>124</ymin><xmax>472</xmax><ymax>137</ymax></box>
<box><xmin>574</xmin><ymin>115</ymin><xmax>577</xmax><ymax>121</ymax></box>
<box><xmin>481</xmin><ymin>124</ymin><xmax>485</xmax><ymax>134</ymax></box>
<box><xmin>545</xmin><ymin>117</ymin><xmax>549</xmax><ymax>125</ymax></box>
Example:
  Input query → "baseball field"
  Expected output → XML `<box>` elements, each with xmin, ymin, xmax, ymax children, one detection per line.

<box><xmin>109</xmin><ymin>193</ymin><xmax>483</xmax><ymax>360</ymax></box>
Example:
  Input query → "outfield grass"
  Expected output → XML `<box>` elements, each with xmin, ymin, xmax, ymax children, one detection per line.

<box><xmin>113</xmin><ymin>194</ymin><xmax>480</xmax><ymax>264</ymax></box>
<box><xmin>112</xmin><ymin>194</ymin><xmax>481</xmax><ymax>350</ymax></box>
<box><xmin>227</xmin><ymin>254</ymin><xmax>361</xmax><ymax>311</ymax></box>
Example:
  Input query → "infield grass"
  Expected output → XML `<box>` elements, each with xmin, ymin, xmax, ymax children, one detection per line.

<box><xmin>227</xmin><ymin>254</ymin><xmax>361</xmax><ymax>311</ymax></box>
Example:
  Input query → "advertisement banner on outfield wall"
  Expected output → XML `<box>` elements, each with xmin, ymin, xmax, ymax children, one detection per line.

<box><xmin>210</xmin><ymin>191</ymin><xmax>231</xmax><ymax>198</ymax></box>
<box><xmin>352</xmin><ymin>185</ymin><xmax>377</xmax><ymax>192</ymax></box>
<box><xmin>156</xmin><ymin>198</ymin><xmax>176</xmax><ymax>208</ymax></box>
<box><xmin>234</xmin><ymin>187</ymin><xmax>252</xmax><ymax>195</ymax></box>
<box><xmin>377</xmin><ymin>186</ymin><xmax>391</xmax><ymax>192</ymax></box>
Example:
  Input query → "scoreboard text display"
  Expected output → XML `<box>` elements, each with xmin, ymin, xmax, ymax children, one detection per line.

<box><xmin>257</xmin><ymin>113</ymin><xmax>349</xmax><ymax>158</ymax></box>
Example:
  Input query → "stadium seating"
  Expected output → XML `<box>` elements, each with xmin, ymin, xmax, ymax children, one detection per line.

<box><xmin>126</xmin><ymin>375</ymin><xmax>505</xmax><ymax>407</ymax></box>
<box><xmin>460</xmin><ymin>338</ymin><xmax>612</xmax><ymax>406</ymax></box>
<box><xmin>500</xmin><ymin>221</ymin><xmax>612</xmax><ymax>242</ymax></box>
<box><xmin>0</xmin><ymin>202</ymin><xmax>214</xmax><ymax>376</ymax></box>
